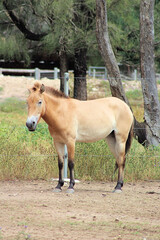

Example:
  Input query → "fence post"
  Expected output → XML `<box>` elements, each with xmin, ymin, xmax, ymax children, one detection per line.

<box><xmin>54</xmin><ymin>67</ymin><xmax>58</xmax><ymax>79</ymax></box>
<box><xmin>104</xmin><ymin>68</ymin><xmax>107</xmax><ymax>80</ymax></box>
<box><xmin>134</xmin><ymin>69</ymin><xmax>137</xmax><ymax>80</ymax></box>
<box><xmin>64</xmin><ymin>72</ymin><xmax>69</xmax><ymax>179</ymax></box>
<box><xmin>35</xmin><ymin>68</ymin><xmax>40</xmax><ymax>80</ymax></box>
<box><xmin>88</xmin><ymin>67</ymin><xmax>91</xmax><ymax>76</ymax></box>
<box><xmin>93</xmin><ymin>68</ymin><xmax>96</xmax><ymax>78</ymax></box>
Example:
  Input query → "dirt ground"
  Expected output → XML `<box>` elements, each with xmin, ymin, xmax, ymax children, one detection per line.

<box><xmin>0</xmin><ymin>180</ymin><xmax>160</xmax><ymax>240</ymax></box>
<box><xmin>0</xmin><ymin>76</ymin><xmax>60</xmax><ymax>101</ymax></box>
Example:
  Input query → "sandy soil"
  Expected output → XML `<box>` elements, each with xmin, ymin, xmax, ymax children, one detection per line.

<box><xmin>0</xmin><ymin>180</ymin><xmax>160</xmax><ymax>240</ymax></box>
<box><xmin>0</xmin><ymin>76</ymin><xmax>60</xmax><ymax>101</ymax></box>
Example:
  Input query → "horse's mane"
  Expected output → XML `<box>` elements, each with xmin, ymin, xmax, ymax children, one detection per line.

<box><xmin>31</xmin><ymin>82</ymin><xmax>69</xmax><ymax>99</ymax></box>
<box><xmin>45</xmin><ymin>86</ymin><xmax>69</xmax><ymax>98</ymax></box>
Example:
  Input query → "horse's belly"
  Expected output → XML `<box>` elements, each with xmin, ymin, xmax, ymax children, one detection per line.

<box><xmin>76</xmin><ymin>111</ymin><xmax>115</xmax><ymax>143</ymax></box>
<box><xmin>76</xmin><ymin>127</ymin><xmax>111</xmax><ymax>143</ymax></box>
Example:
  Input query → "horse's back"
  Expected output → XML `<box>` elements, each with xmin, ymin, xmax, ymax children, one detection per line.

<box><xmin>71</xmin><ymin>97</ymin><xmax>133</xmax><ymax>143</ymax></box>
<box><xmin>73</xmin><ymin>97</ymin><xmax>132</xmax><ymax>123</ymax></box>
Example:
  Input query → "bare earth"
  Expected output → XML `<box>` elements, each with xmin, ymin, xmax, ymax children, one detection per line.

<box><xmin>0</xmin><ymin>180</ymin><xmax>160</xmax><ymax>240</ymax></box>
<box><xmin>0</xmin><ymin>76</ymin><xmax>60</xmax><ymax>101</ymax></box>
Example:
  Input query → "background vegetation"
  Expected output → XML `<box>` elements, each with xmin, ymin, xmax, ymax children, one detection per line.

<box><xmin>0</xmin><ymin>0</ymin><xmax>160</xmax><ymax>71</ymax></box>
<box><xmin>0</xmin><ymin>78</ymin><xmax>160</xmax><ymax>182</ymax></box>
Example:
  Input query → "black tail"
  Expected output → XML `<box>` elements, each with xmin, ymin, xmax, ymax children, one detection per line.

<box><xmin>125</xmin><ymin>121</ymin><xmax>134</xmax><ymax>155</ymax></box>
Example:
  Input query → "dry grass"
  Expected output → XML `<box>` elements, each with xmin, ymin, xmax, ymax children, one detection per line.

<box><xmin>0</xmin><ymin>76</ymin><xmax>160</xmax><ymax>181</ymax></box>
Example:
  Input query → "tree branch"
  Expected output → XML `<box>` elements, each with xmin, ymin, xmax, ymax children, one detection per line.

<box><xmin>3</xmin><ymin>0</ymin><xmax>47</xmax><ymax>41</ymax></box>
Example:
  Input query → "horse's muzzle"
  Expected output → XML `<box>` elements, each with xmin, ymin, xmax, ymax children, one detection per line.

<box><xmin>26</xmin><ymin>116</ymin><xmax>38</xmax><ymax>131</ymax></box>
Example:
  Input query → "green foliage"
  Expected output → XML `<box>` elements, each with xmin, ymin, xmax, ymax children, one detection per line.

<box><xmin>0</xmin><ymin>35</ymin><xmax>30</xmax><ymax>65</ymax></box>
<box><xmin>107</xmin><ymin>0</ymin><xmax>140</xmax><ymax>64</ymax></box>
<box><xmin>1</xmin><ymin>0</ymin><xmax>160</xmax><ymax>70</ymax></box>
<box><xmin>42</xmin><ymin>0</ymin><xmax>74</xmax><ymax>54</ymax></box>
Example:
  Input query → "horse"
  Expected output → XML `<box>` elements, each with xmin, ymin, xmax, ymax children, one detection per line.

<box><xmin>26</xmin><ymin>82</ymin><xmax>134</xmax><ymax>193</ymax></box>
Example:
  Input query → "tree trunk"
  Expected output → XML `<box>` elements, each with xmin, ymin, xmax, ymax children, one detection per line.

<box><xmin>96</xmin><ymin>0</ymin><xmax>147</xmax><ymax>145</ymax></box>
<box><xmin>74</xmin><ymin>48</ymin><xmax>87</xmax><ymax>100</ymax></box>
<box><xmin>96</xmin><ymin>0</ymin><xmax>128</xmax><ymax>104</ymax></box>
<box><xmin>59</xmin><ymin>50</ymin><xmax>68</xmax><ymax>92</ymax></box>
<box><xmin>140</xmin><ymin>0</ymin><xmax>160</xmax><ymax>146</ymax></box>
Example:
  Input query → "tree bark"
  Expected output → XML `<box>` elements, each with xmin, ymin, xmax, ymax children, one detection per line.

<box><xmin>74</xmin><ymin>48</ymin><xmax>87</xmax><ymax>100</ymax></box>
<box><xmin>59</xmin><ymin>49</ymin><xmax>68</xmax><ymax>93</ymax></box>
<box><xmin>140</xmin><ymin>0</ymin><xmax>160</xmax><ymax>146</ymax></box>
<box><xmin>96</xmin><ymin>0</ymin><xmax>128</xmax><ymax>103</ymax></box>
<box><xmin>96</xmin><ymin>0</ymin><xmax>147</xmax><ymax>145</ymax></box>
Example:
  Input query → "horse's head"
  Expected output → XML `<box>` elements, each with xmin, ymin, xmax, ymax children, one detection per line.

<box><xmin>26</xmin><ymin>82</ymin><xmax>45</xmax><ymax>131</ymax></box>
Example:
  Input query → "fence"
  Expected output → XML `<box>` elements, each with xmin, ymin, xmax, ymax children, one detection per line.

<box><xmin>0</xmin><ymin>67</ymin><xmax>60</xmax><ymax>80</ymax></box>
<box><xmin>1</xmin><ymin>66</ymin><xmax>160</xmax><ymax>81</ymax></box>
<box><xmin>88</xmin><ymin>66</ymin><xmax>107</xmax><ymax>80</ymax></box>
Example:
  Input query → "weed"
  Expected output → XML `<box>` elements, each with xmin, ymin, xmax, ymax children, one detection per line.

<box><xmin>0</xmin><ymin>227</ymin><xmax>3</xmax><ymax>240</ymax></box>
<box><xmin>0</xmin><ymin>86</ymin><xmax>3</xmax><ymax>93</ymax></box>
<box><xmin>15</xmin><ymin>230</ymin><xmax>31</xmax><ymax>240</ymax></box>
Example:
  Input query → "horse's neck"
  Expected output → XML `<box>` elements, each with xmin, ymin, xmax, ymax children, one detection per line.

<box><xmin>42</xmin><ymin>94</ymin><xmax>63</xmax><ymax>127</ymax></box>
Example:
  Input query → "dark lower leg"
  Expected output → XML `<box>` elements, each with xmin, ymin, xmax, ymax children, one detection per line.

<box><xmin>68</xmin><ymin>160</ymin><xmax>75</xmax><ymax>189</ymax></box>
<box><xmin>56</xmin><ymin>159</ymin><xmax>64</xmax><ymax>190</ymax></box>
<box><xmin>115</xmin><ymin>180</ymin><xmax>123</xmax><ymax>190</ymax></box>
<box><xmin>115</xmin><ymin>164</ymin><xmax>124</xmax><ymax>190</ymax></box>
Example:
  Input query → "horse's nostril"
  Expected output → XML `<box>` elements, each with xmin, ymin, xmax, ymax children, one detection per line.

<box><xmin>26</xmin><ymin>121</ymin><xmax>30</xmax><ymax>128</ymax></box>
<box><xmin>26</xmin><ymin>117</ymin><xmax>37</xmax><ymax>131</ymax></box>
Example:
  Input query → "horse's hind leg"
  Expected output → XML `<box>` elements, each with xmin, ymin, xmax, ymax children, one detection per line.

<box><xmin>66</xmin><ymin>141</ymin><xmax>75</xmax><ymax>193</ymax></box>
<box><xmin>106</xmin><ymin>131</ymin><xmax>117</xmax><ymax>171</ymax></box>
<box><xmin>114</xmin><ymin>135</ymin><xmax>126</xmax><ymax>193</ymax></box>
<box><xmin>106</xmin><ymin>132</ymin><xmax>126</xmax><ymax>193</ymax></box>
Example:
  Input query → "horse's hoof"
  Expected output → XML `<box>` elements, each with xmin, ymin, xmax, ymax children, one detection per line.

<box><xmin>112</xmin><ymin>189</ymin><xmax>122</xmax><ymax>193</ymax></box>
<box><xmin>66</xmin><ymin>188</ymin><xmax>74</xmax><ymax>194</ymax></box>
<box><xmin>53</xmin><ymin>188</ymin><xmax>62</xmax><ymax>193</ymax></box>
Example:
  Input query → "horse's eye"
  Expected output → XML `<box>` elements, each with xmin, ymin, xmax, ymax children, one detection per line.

<box><xmin>38</xmin><ymin>100</ymin><xmax>42</xmax><ymax>105</ymax></box>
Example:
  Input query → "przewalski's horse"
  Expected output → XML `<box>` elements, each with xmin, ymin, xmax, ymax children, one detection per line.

<box><xmin>26</xmin><ymin>82</ymin><xmax>133</xmax><ymax>193</ymax></box>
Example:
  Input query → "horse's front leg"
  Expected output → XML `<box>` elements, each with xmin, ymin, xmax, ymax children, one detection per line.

<box><xmin>66</xmin><ymin>141</ymin><xmax>75</xmax><ymax>193</ymax></box>
<box><xmin>53</xmin><ymin>142</ymin><xmax>65</xmax><ymax>192</ymax></box>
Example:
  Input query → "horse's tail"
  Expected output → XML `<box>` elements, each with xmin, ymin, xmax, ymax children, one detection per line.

<box><xmin>125</xmin><ymin>120</ymin><xmax>134</xmax><ymax>155</ymax></box>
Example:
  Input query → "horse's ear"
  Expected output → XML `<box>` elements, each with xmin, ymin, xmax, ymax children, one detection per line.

<box><xmin>28</xmin><ymin>88</ymin><xmax>31</xmax><ymax>94</ymax></box>
<box><xmin>40</xmin><ymin>84</ymin><xmax>45</xmax><ymax>93</ymax></box>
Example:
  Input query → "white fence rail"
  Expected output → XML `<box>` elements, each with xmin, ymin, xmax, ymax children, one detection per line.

<box><xmin>0</xmin><ymin>67</ymin><xmax>60</xmax><ymax>80</ymax></box>
<box><xmin>2</xmin><ymin>66</ymin><xmax>160</xmax><ymax>81</ymax></box>
<box><xmin>88</xmin><ymin>66</ymin><xmax>107</xmax><ymax>80</ymax></box>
